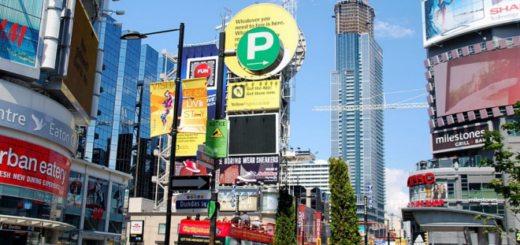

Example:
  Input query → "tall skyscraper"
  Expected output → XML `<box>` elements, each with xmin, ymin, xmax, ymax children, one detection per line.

<box><xmin>331</xmin><ymin>0</ymin><xmax>385</xmax><ymax>222</ymax></box>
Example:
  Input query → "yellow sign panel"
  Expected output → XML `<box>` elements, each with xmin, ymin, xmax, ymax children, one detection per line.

<box><xmin>150</xmin><ymin>81</ymin><xmax>176</xmax><ymax>137</ymax></box>
<box><xmin>179</xmin><ymin>78</ymin><xmax>207</xmax><ymax>134</ymax></box>
<box><xmin>224</xmin><ymin>4</ymin><xmax>298</xmax><ymax>80</ymax></box>
<box><xmin>176</xmin><ymin>133</ymin><xmax>205</xmax><ymax>156</ymax></box>
<box><xmin>227</xmin><ymin>80</ymin><xmax>280</xmax><ymax>111</ymax></box>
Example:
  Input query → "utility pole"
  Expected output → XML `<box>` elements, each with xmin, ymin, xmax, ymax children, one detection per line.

<box><xmin>209</xmin><ymin>11</ymin><xmax>227</xmax><ymax>245</ymax></box>
<box><xmin>364</xmin><ymin>196</ymin><xmax>368</xmax><ymax>245</ymax></box>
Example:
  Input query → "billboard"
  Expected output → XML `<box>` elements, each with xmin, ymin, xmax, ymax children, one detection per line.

<box><xmin>409</xmin><ymin>179</ymin><xmax>447</xmax><ymax>206</ymax></box>
<box><xmin>431</xmin><ymin>122</ymin><xmax>489</xmax><ymax>153</ymax></box>
<box><xmin>434</xmin><ymin>47</ymin><xmax>520</xmax><ymax>116</ymax></box>
<box><xmin>0</xmin><ymin>0</ymin><xmax>44</xmax><ymax>67</ymax></box>
<box><xmin>224</xmin><ymin>4</ymin><xmax>299</xmax><ymax>80</ymax></box>
<box><xmin>150</xmin><ymin>81</ymin><xmax>176</xmax><ymax>137</ymax></box>
<box><xmin>179</xmin><ymin>78</ymin><xmax>208</xmax><ymax>134</ymax></box>
<box><xmin>175</xmin><ymin>157</ymin><xmax>210</xmax><ymax>176</ymax></box>
<box><xmin>227</xmin><ymin>80</ymin><xmax>281</xmax><ymax>111</ymax></box>
<box><xmin>0</xmin><ymin>135</ymin><xmax>71</xmax><ymax>199</ymax></box>
<box><xmin>218</xmin><ymin>155</ymin><xmax>280</xmax><ymax>184</ymax></box>
<box><xmin>62</xmin><ymin>0</ymin><xmax>98</xmax><ymax>116</ymax></box>
<box><xmin>218</xmin><ymin>188</ymin><xmax>259</xmax><ymax>212</ymax></box>
<box><xmin>229</xmin><ymin>114</ymin><xmax>279</xmax><ymax>156</ymax></box>
<box><xmin>187</xmin><ymin>56</ymin><xmax>218</xmax><ymax>91</ymax></box>
<box><xmin>423</xmin><ymin>0</ymin><xmax>520</xmax><ymax>47</ymax></box>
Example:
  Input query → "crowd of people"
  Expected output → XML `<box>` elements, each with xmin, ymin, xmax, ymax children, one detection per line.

<box><xmin>183</xmin><ymin>212</ymin><xmax>268</xmax><ymax>233</ymax></box>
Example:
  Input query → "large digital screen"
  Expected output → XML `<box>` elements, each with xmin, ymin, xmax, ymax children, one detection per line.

<box><xmin>434</xmin><ymin>46</ymin><xmax>520</xmax><ymax>116</ymax></box>
<box><xmin>228</xmin><ymin>114</ymin><xmax>279</xmax><ymax>156</ymax></box>
<box><xmin>423</xmin><ymin>0</ymin><xmax>520</xmax><ymax>47</ymax></box>
<box><xmin>0</xmin><ymin>0</ymin><xmax>44</xmax><ymax>66</ymax></box>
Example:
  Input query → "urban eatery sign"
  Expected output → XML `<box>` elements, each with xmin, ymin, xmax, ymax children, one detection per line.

<box><xmin>407</xmin><ymin>173</ymin><xmax>435</xmax><ymax>187</ymax></box>
<box><xmin>0</xmin><ymin>135</ymin><xmax>71</xmax><ymax>198</ymax></box>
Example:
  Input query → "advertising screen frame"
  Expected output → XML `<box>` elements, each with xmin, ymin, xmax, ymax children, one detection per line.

<box><xmin>228</xmin><ymin>113</ymin><xmax>280</xmax><ymax>156</ymax></box>
<box><xmin>422</xmin><ymin>0</ymin><xmax>520</xmax><ymax>47</ymax></box>
<box><xmin>433</xmin><ymin>47</ymin><xmax>520</xmax><ymax>117</ymax></box>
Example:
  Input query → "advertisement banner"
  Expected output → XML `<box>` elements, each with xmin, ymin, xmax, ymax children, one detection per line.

<box><xmin>227</xmin><ymin>80</ymin><xmax>280</xmax><ymax>111</ymax></box>
<box><xmin>423</xmin><ymin>0</ymin><xmax>520</xmax><ymax>47</ymax></box>
<box><xmin>218</xmin><ymin>155</ymin><xmax>279</xmax><ymax>184</ymax></box>
<box><xmin>62</xmin><ymin>0</ymin><xmax>99</xmax><ymax>116</ymax></box>
<box><xmin>434</xmin><ymin>47</ymin><xmax>520</xmax><ymax>117</ymax></box>
<box><xmin>431</xmin><ymin>123</ymin><xmax>489</xmax><ymax>153</ymax></box>
<box><xmin>187</xmin><ymin>56</ymin><xmax>219</xmax><ymax>91</ymax></box>
<box><xmin>206</xmin><ymin>119</ymin><xmax>228</xmax><ymax>158</ymax></box>
<box><xmin>0</xmin><ymin>135</ymin><xmax>71</xmax><ymax>199</ymax></box>
<box><xmin>179</xmin><ymin>78</ymin><xmax>208</xmax><ymax>134</ymax></box>
<box><xmin>150</xmin><ymin>81</ymin><xmax>176</xmax><ymax>137</ymax></box>
<box><xmin>176</xmin><ymin>133</ymin><xmax>206</xmax><ymax>157</ymax></box>
<box><xmin>129</xmin><ymin>220</ymin><xmax>144</xmax><ymax>243</ymax></box>
<box><xmin>218</xmin><ymin>188</ymin><xmax>258</xmax><ymax>212</ymax></box>
<box><xmin>175</xmin><ymin>190</ymin><xmax>211</xmax><ymax>214</ymax></box>
<box><xmin>262</xmin><ymin>193</ymin><xmax>279</xmax><ymax>213</ymax></box>
<box><xmin>316</xmin><ymin>212</ymin><xmax>322</xmax><ymax>240</ymax></box>
<box><xmin>409</xmin><ymin>181</ymin><xmax>447</xmax><ymax>201</ymax></box>
<box><xmin>298</xmin><ymin>204</ymin><xmax>305</xmax><ymax>245</ymax></box>
<box><xmin>0</xmin><ymin>0</ymin><xmax>44</xmax><ymax>66</ymax></box>
<box><xmin>224</xmin><ymin>4</ymin><xmax>299</xmax><ymax>80</ymax></box>
<box><xmin>175</xmin><ymin>157</ymin><xmax>210</xmax><ymax>176</ymax></box>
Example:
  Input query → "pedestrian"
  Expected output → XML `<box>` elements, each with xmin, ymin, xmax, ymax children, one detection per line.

<box><xmin>240</xmin><ymin>212</ymin><xmax>250</xmax><ymax>227</ymax></box>
<box><xmin>195</xmin><ymin>213</ymin><xmax>201</xmax><ymax>220</ymax></box>
<box><xmin>231</xmin><ymin>213</ymin><xmax>242</xmax><ymax>227</ymax></box>
<box><xmin>185</xmin><ymin>215</ymin><xmax>192</xmax><ymax>220</ymax></box>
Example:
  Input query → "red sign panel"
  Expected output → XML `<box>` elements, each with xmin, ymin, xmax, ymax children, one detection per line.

<box><xmin>316</xmin><ymin>212</ymin><xmax>322</xmax><ymax>239</ymax></box>
<box><xmin>407</xmin><ymin>199</ymin><xmax>445</xmax><ymax>208</ymax></box>
<box><xmin>0</xmin><ymin>135</ymin><xmax>71</xmax><ymax>198</ymax></box>
<box><xmin>178</xmin><ymin>220</ymin><xmax>231</xmax><ymax>237</ymax></box>
<box><xmin>194</xmin><ymin>63</ymin><xmax>211</xmax><ymax>78</ymax></box>
<box><xmin>407</xmin><ymin>173</ymin><xmax>435</xmax><ymax>187</ymax></box>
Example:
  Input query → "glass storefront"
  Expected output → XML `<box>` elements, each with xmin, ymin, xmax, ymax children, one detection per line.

<box><xmin>0</xmin><ymin>184</ymin><xmax>64</xmax><ymax>221</ymax></box>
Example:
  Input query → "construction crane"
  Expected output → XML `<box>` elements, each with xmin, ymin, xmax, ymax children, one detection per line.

<box><xmin>312</xmin><ymin>88</ymin><xmax>429</xmax><ymax>111</ymax></box>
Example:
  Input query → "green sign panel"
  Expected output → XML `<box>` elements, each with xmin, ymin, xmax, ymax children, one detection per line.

<box><xmin>237</xmin><ymin>27</ymin><xmax>284</xmax><ymax>72</ymax></box>
<box><xmin>208</xmin><ymin>201</ymin><xmax>217</xmax><ymax>219</ymax></box>
<box><xmin>205</xmin><ymin>119</ymin><xmax>228</xmax><ymax>158</ymax></box>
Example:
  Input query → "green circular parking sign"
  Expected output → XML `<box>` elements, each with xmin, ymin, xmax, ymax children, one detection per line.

<box><xmin>237</xmin><ymin>27</ymin><xmax>284</xmax><ymax>72</ymax></box>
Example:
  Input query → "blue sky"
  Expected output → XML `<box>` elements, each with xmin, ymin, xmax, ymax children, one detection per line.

<box><xmin>112</xmin><ymin>0</ymin><xmax>432</xmax><ymax>213</ymax></box>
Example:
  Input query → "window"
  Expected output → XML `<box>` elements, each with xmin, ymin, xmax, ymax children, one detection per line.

<box><xmin>506</xmin><ymin>119</ymin><xmax>520</xmax><ymax>136</ymax></box>
<box><xmin>159</xmin><ymin>224</ymin><xmax>166</xmax><ymax>234</ymax></box>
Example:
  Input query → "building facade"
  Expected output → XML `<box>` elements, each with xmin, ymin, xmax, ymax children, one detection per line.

<box><xmin>403</xmin><ymin>1</ymin><xmax>520</xmax><ymax>244</ymax></box>
<box><xmin>0</xmin><ymin>1</ymin><xmax>132</xmax><ymax>244</ymax></box>
<box><xmin>331</xmin><ymin>0</ymin><xmax>385</xmax><ymax>223</ymax></box>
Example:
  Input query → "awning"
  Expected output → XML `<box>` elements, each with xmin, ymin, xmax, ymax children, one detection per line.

<box><xmin>0</xmin><ymin>214</ymin><xmax>76</xmax><ymax>231</ymax></box>
<box><xmin>401</xmin><ymin>207</ymin><xmax>503</xmax><ymax>232</ymax></box>
<box><xmin>81</xmin><ymin>230</ymin><xmax>122</xmax><ymax>240</ymax></box>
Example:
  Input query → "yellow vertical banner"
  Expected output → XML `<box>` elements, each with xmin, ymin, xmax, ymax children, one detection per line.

<box><xmin>149</xmin><ymin>81</ymin><xmax>175</xmax><ymax>138</ymax></box>
<box><xmin>179</xmin><ymin>78</ymin><xmax>207</xmax><ymax>133</ymax></box>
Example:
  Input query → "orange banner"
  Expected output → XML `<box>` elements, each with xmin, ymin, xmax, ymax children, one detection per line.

<box><xmin>149</xmin><ymin>81</ymin><xmax>176</xmax><ymax>137</ymax></box>
<box><xmin>179</xmin><ymin>78</ymin><xmax>207</xmax><ymax>134</ymax></box>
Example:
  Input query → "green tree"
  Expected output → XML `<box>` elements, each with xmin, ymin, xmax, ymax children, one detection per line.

<box><xmin>274</xmin><ymin>184</ymin><xmax>296</xmax><ymax>245</ymax></box>
<box><xmin>477</xmin><ymin>101</ymin><xmax>520</xmax><ymax>243</ymax></box>
<box><xmin>329</xmin><ymin>157</ymin><xmax>361</xmax><ymax>245</ymax></box>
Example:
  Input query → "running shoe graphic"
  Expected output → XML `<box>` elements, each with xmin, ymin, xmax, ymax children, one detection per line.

<box><xmin>183</xmin><ymin>159</ymin><xmax>200</xmax><ymax>173</ymax></box>
<box><xmin>237</xmin><ymin>171</ymin><xmax>257</xmax><ymax>182</ymax></box>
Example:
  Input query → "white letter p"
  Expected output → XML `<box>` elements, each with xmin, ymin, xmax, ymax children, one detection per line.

<box><xmin>247</xmin><ymin>32</ymin><xmax>273</xmax><ymax>60</ymax></box>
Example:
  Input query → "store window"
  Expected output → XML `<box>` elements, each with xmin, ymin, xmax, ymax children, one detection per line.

<box><xmin>84</xmin><ymin>176</ymin><xmax>109</xmax><ymax>231</ymax></box>
<box><xmin>159</xmin><ymin>224</ymin><xmax>166</xmax><ymax>234</ymax></box>
<box><xmin>108</xmin><ymin>183</ymin><xmax>126</xmax><ymax>234</ymax></box>
<box><xmin>0</xmin><ymin>184</ymin><xmax>63</xmax><ymax>221</ymax></box>
<box><xmin>66</xmin><ymin>172</ymin><xmax>84</xmax><ymax>215</ymax></box>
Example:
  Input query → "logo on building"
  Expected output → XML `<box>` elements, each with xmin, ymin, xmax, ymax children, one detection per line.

<box><xmin>407</xmin><ymin>173</ymin><xmax>435</xmax><ymax>187</ymax></box>
<box><xmin>237</xmin><ymin>27</ymin><xmax>284</xmax><ymax>73</ymax></box>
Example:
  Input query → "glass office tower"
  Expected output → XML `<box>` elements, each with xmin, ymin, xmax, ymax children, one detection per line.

<box><xmin>331</xmin><ymin>0</ymin><xmax>385</xmax><ymax>222</ymax></box>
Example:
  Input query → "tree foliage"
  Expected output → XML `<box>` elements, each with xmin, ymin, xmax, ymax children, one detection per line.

<box><xmin>274</xmin><ymin>185</ymin><xmax>296</xmax><ymax>245</ymax></box>
<box><xmin>329</xmin><ymin>157</ymin><xmax>361</xmax><ymax>245</ymax></box>
<box><xmin>477</xmin><ymin>101</ymin><xmax>520</xmax><ymax>241</ymax></box>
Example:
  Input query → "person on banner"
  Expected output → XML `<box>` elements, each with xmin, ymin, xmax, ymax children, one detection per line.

<box><xmin>161</xmin><ymin>90</ymin><xmax>174</xmax><ymax>132</ymax></box>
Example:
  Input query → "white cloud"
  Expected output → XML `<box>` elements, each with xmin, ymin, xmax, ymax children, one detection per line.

<box><xmin>386</xmin><ymin>168</ymin><xmax>409</xmax><ymax>216</ymax></box>
<box><xmin>374</xmin><ymin>20</ymin><xmax>414</xmax><ymax>39</ymax></box>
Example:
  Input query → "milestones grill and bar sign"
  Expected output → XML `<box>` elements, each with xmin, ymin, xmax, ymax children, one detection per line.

<box><xmin>431</xmin><ymin>123</ymin><xmax>489</xmax><ymax>153</ymax></box>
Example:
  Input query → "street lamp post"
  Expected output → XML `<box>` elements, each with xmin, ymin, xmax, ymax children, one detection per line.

<box><xmin>120</xmin><ymin>23</ymin><xmax>185</xmax><ymax>245</ymax></box>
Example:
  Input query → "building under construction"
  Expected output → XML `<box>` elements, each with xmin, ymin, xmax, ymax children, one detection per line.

<box><xmin>331</xmin><ymin>0</ymin><xmax>385</xmax><ymax>223</ymax></box>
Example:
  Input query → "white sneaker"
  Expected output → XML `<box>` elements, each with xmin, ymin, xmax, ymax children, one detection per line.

<box><xmin>237</xmin><ymin>171</ymin><xmax>257</xmax><ymax>182</ymax></box>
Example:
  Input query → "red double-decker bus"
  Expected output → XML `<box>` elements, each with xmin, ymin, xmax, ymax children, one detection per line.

<box><xmin>177</xmin><ymin>220</ymin><xmax>275</xmax><ymax>245</ymax></box>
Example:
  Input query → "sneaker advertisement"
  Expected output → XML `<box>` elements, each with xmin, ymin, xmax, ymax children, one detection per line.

<box><xmin>218</xmin><ymin>155</ymin><xmax>279</xmax><ymax>184</ymax></box>
<box><xmin>175</xmin><ymin>158</ymin><xmax>210</xmax><ymax>176</ymax></box>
